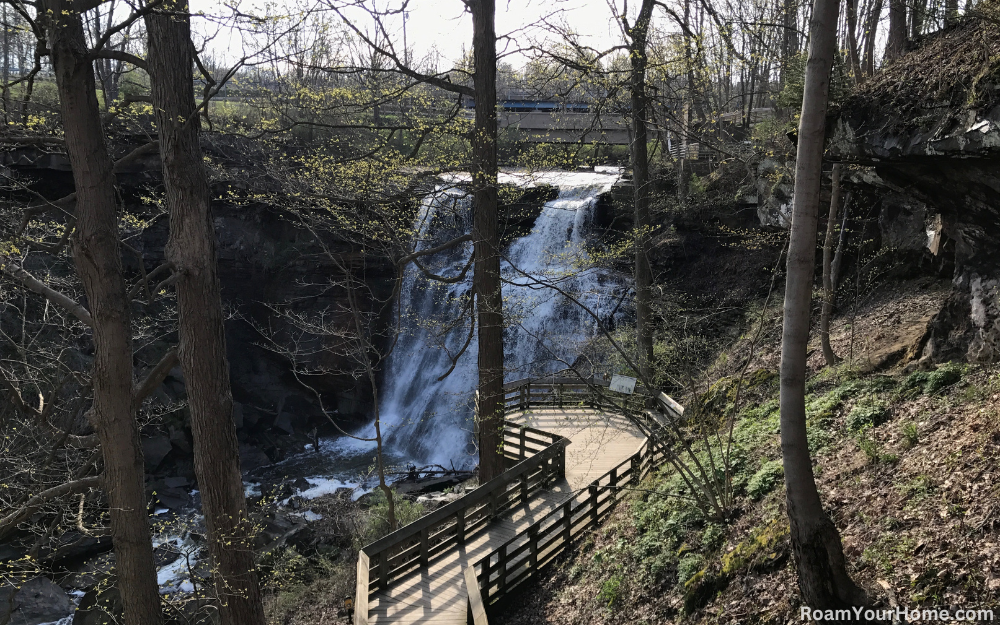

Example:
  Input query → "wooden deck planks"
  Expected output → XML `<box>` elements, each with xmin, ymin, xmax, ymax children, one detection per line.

<box><xmin>370</xmin><ymin>408</ymin><xmax>645</xmax><ymax>624</ymax></box>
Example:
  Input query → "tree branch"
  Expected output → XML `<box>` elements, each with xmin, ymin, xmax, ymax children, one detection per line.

<box><xmin>132</xmin><ymin>348</ymin><xmax>178</xmax><ymax>408</ymax></box>
<box><xmin>1</xmin><ymin>260</ymin><xmax>93</xmax><ymax>326</ymax></box>
<box><xmin>0</xmin><ymin>476</ymin><xmax>102</xmax><ymax>540</ymax></box>
<box><xmin>396</xmin><ymin>234</ymin><xmax>473</xmax><ymax>266</ymax></box>
<box><xmin>94</xmin><ymin>49</ymin><xmax>147</xmax><ymax>71</ymax></box>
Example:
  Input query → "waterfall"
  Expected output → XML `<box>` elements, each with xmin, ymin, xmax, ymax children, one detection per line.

<box><xmin>377</xmin><ymin>170</ymin><xmax>628</xmax><ymax>468</ymax></box>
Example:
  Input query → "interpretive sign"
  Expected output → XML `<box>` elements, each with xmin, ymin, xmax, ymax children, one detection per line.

<box><xmin>609</xmin><ymin>374</ymin><xmax>637</xmax><ymax>394</ymax></box>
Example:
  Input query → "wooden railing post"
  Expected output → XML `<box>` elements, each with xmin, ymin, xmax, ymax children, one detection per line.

<box><xmin>589</xmin><ymin>483</ymin><xmax>599</xmax><ymax>525</ymax></box>
<box><xmin>457</xmin><ymin>508</ymin><xmax>466</xmax><ymax>543</ymax></box>
<box><xmin>354</xmin><ymin>551</ymin><xmax>369</xmax><ymax>625</ymax></box>
<box><xmin>527</xmin><ymin>525</ymin><xmax>539</xmax><ymax>571</ymax></box>
<box><xmin>420</xmin><ymin>527</ymin><xmax>430</xmax><ymax>567</ymax></box>
<box><xmin>519</xmin><ymin>427</ymin><xmax>526</xmax><ymax>461</ymax></box>
<box><xmin>562</xmin><ymin>500</ymin><xmax>572</xmax><ymax>546</ymax></box>
<box><xmin>377</xmin><ymin>551</ymin><xmax>389</xmax><ymax>591</ymax></box>
<box><xmin>497</xmin><ymin>544</ymin><xmax>508</xmax><ymax>596</ymax></box>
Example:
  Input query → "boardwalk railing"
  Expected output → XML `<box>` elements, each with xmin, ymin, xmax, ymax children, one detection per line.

<box><xmin>354</xmin><ymin>378</ymin><xmax>682</xmax><ymax>624</ymax></box>
<box><xmin>467</xmin><ymin>436</ymin><xmax>666</xmax><ymax>614</ymax></box>
<box><xmin>502</xmin><ymin>377</ymin><xmax>649</xmax><ymax>416</ymax></box>
<box><xmin>354</xmin><ymin>421</ymin><xmax>568</xmax><ymax>624</ymax></box>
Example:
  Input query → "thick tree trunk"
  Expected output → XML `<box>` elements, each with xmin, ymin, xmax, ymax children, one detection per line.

<box><xmin>781</xmin><ymin>0</ymin><xmax>869</xmax><ymax>615</ymax></box>
<box><xmin>469</xmin><ymin>0</ymin><xmax>504</xmax><ymax>483</ymax></box>
<box><xmin>145</xmin><ymin>6</ymin><xmax>265</xmax><ymax>625</ymax></box>
<box><xmin>885</xmin><ymin>0</ymin><xmax>908</xmax><ymax>62</ymax></box>
<box><xmin>820</xmin><ymin>163</ymin><xmax>842</xmax><ymax>367</ymax></box>
<box><xmin>44</xmin><ymin>3</ymin><xmax>163</xmax><ymax>625</ymax></box>
<box><xmin>627</xmin><ymin>0</ymin><xmax>656</xmax><ymax>383</ymax></box>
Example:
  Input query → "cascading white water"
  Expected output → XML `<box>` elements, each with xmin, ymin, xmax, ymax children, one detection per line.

<box><xmin>376</xmin><ymin>170</ymin><xmax>629</xmax><ymax>467</ymax></box>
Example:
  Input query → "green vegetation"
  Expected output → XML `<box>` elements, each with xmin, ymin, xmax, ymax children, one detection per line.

<box><xmin>746</xmin><ymin>460</ymin><xmax>784</xmax><ymax>500</ymax></box>
<box><xmin>846</xmin><ymin>398</ymin><xmax>891</xmax><ymax>431</ymax></box>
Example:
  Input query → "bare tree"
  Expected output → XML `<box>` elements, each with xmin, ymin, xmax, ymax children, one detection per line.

<box><xmin>144</xmin><ymin>3</ymin><xmax>265</xmax><ymax>624</ymax></box>
<box><xmin>885</xmin><ymin>0</ymin><xmax>908</xmax><ymax>61</ymax></box>
<box><xmin>779</xmin><ymin>0</ymin><xmax>869</xmax><ymax>613</ymax></box>
<box><xmin>43</xmin><ymin>0</ymin><xmax>163</xmax><ymax>623</ymax></box>
<box><xmin>820</xmin><ymin>162</ymin><xmax>842</xmax><ymax>366</ymax></box>
<box><xmin>622</xmin><ymin>0</ymin><xmax>657</xmax><ymax>383</ymax></box>
<box><xmin>468</xmin><ymin>0</ymin><xmax>505</xmax><ymax>483</ymax></box>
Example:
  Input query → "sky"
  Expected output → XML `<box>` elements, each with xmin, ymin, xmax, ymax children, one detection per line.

<box><xmin>188</xmin><ymin>0</ymin><xmax>630</xmax><ymax>70</ymax></box>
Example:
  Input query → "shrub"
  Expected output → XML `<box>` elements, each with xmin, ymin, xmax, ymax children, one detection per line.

<box><xmin>847</xmin><ymin>399</ymin><xmax>890</xmax><ymax>431</ymax></box>
<box><xmin>747</xmin><ymin>461</ymin><xmax>784</xmax><ymax>500</ymax></box>
<box><xmin>856</xmin><ymin>428</ymin><xmax>897</xmax><ymax>464</ymax></box>
<box><xmin>901</xmin><ymin>422</ymin><xmax>920</xmax><ymax>448</ymax></box>
<box><xmin>924</xmin><ymin>362</ymin><xmax>963</xmax><ymax>394</ymax></box>
<box><xmin>677</xmin><ymin>553</ymin><xmax>706</xmax><ymax>586</ymax></box>
<box><xmin>701</xmin><ymin>523</ymin><xmax>725</xmax><ymax>550</ymax></box>
<box><xmin>354</xmin><ymin>490</ymin><xmax>426</xmax><ymax>548</ymax></box>
<box><xmin>598</xmin><ymin>574</ymin><xmax>623</xmax><ymax>608</ymax></box>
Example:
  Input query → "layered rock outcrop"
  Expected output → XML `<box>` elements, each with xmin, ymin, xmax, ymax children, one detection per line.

<box><xmin>829</xmin><ymin>10</ymin><xmax>1000</xmax><ymax>362</ymax></box>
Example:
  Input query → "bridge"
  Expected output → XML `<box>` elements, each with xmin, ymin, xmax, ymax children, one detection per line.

<box><xmin>497</xmin><ymin>111</ymin><xmax>631</xmax><ymax>145</ymax></box>
<box><xmin>353</xmin><ymin>379</ymin><xmax>682</xmax><ymax>624</ymax></box>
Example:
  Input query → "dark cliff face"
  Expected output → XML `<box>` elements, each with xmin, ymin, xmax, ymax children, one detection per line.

<box><xmin>2</xmin><ymin>145</ymin><xmax>400</xmax><ymax>479</ymax></box>
<box><xmin>2</xmin><ymin>145</ymin><xmax>559</xmax><ymax>481</ymax></box>
<box><xmin>829</xmin><ymin>12</ymin><xmax>1000</xmax><ymax>363</ymax></box>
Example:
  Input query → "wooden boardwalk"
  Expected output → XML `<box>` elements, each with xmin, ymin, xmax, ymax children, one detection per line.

<box><xmin>366</xmin><ymin>407</ymin><xmax>646</xmax><ymax>624</ymax></box>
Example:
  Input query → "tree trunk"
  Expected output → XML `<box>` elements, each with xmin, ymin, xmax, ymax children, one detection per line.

<box><xmin>781</xmin><ymin>0</ymin><xmax>799</xmax><ymax>88</ymax></box>
<box><xmin>44</xmin><ymin>3</ymin><xmax>163</xmax><ymax>625</ymax></box>
<box><xmin>944</xmin><ymin>0</ymin><xmax>959</xmax><ymax>26</ymax></box>
<box><xmin>862</xmin><ymin>0</ymin><xmax>884</xmax><ymax>76</ymax></box>
<box><xmin>145</xmin><ymin>6</ymin><xmax>265</xmax><ymax>625</ymax></box>
<box><xmin>831</xmin><ymin>196</ymin><xmax>850</xmax><ymax>292</ymax></box>
<box><xmin>910</xmin><ymin>0</ymin><xmax>927</xmax><ymax>38</ymax></box>
<box><xmin>780</xmin><ymin>0</ymin><xmax>869</xmax><ymax>614</ymax></box>
<box><xmin>820</xmin><ymin>163</ymin><xmax>842</xmax><ymax>367</ymax></box>
<box><xmin>845</xmin><ymin>0</ymin><xmax>863</xmax><ymax>81</ymax></box>
<box><xmin>469</xmin><ymin>0</ymin><xmax>504</xmax><ymax>483</ymax></box>
<box><xmin>677</xmin><ymin>102</ymin><xmax>690</xmax><ymax>201</ymax></box>
<box><xmin>885</xmin><ymin>0</ymin><xmax>908</xmax><ymax>63</ymax></box>
<box><xmin>627</xmin><ymin>0</ymin><xmax>656</xmax><ymax>383</ymax></box>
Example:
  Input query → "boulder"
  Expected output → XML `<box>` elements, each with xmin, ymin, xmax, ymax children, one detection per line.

<box><xmin>754</xmin><ymin>158</ymin><xmax>793</xmax><ymax>229</ymax></box>
<box><xmin>72</xmin><ymin>585</ymin><xmax>120</xmax><ymax>625</ymax></box>
<box><xmin>142</xmin><ymin>435</ymin><xmax>173</xmax><ymax>470</ymax></box>
<box><xmin>1</xmin><ymin>577</ymin><xmax>75</xmax><ymax>625</ymax></box>
<box><xmin>153</xmin><ymin>486</ymin><xmax>190</xmax><ymax>510</ymax></box>
<box><xmin>239</xmin><ymin>443</ymin><xmax>271</xmax><ymax>473</ymax></box>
